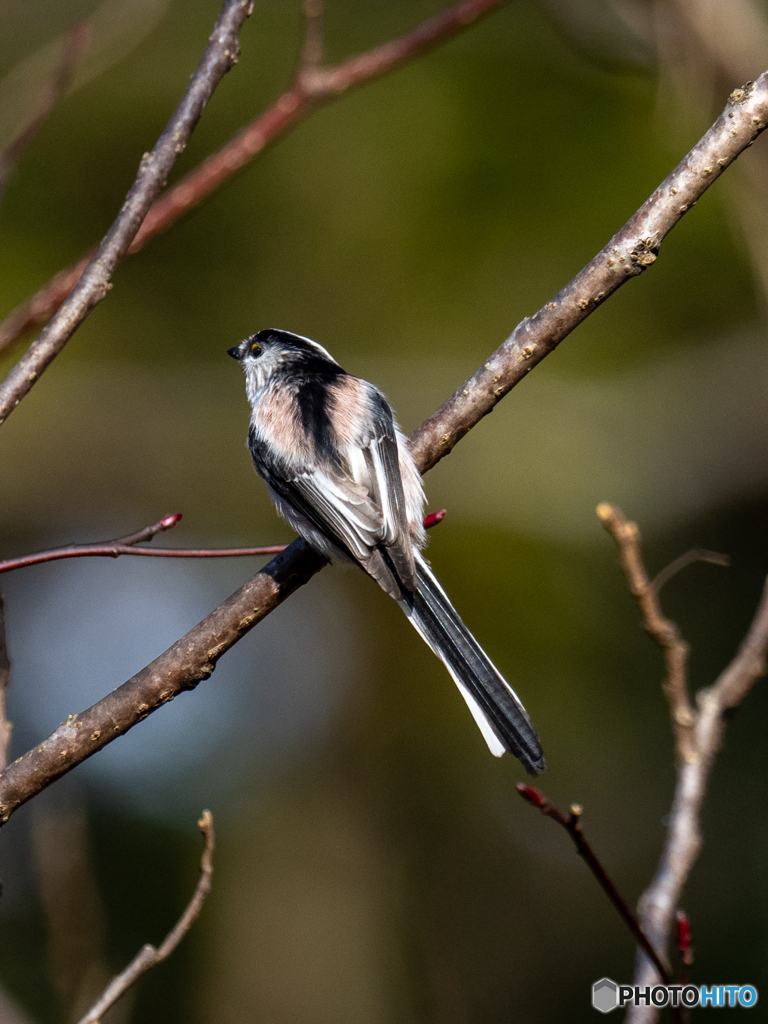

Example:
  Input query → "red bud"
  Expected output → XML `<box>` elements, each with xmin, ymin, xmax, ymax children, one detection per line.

<box><xmin>516</xmin><ymin>783</ymin><xmax>548</xmax><ymax>808</ymax></box>
<box><xmin>675</xmin><ymin>909</ymin><xmax>692</xmax><ymax>954</ymax></box>
<box><xmin>160</xmin><ymin>513</ymin><xmax>183</xmax><ymax>529</ymax></box>
<box><xmin>423</xmin><ymin>509</ymin><xmax>447</xmax><ymax>530</ymax></box>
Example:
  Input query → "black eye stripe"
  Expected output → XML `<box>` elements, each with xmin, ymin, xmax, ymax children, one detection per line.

<box><xmin>251</xmin><ymin>342</ymin><xmax>262</xmax><ymax>356</ymax></box>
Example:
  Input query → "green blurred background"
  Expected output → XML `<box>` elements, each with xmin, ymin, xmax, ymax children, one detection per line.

<box><xmin>0</xmin><ymin>0</ymin><xmax>767</xmax><ymax>1021</ymax></box>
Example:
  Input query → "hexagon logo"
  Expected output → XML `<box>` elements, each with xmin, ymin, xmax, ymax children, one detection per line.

<box><xmin>592</xmin><ymin>978</ymin><xmax>618</xmax><ymax>1013</ymax></box>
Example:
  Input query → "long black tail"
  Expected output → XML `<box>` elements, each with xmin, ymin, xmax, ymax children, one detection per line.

<box><xmin>398</xmin><ymin>553</ymin><xmax>545</xmax><ymax>775</ymax></box>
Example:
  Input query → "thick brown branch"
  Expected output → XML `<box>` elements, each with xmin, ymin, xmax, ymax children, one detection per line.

<box><xmin>75</xmin><ymin>811</ymin><xmax>214</xmax><ymax>1024</ymax></box>
<box><xmin>1</xmin><ymin>74</ymin><xmax>767</xmax><ymax>823</ymax></box>
<box><xmin>596</xmin><ymin>506</ymin><xmax>768</xmax><ymax>1023</ymax></box>
<box><xmin>596</xmin><ymin>503</ymin><xmax>695</xmax><ymax>761</ymax></box>
<box><xmin>0</xmin><ymin>0</ymin><xmax>508</xmax><ymax>357</ymax></box>
<box><xmin>0</xmin><ymin>0</ymin><xmax>253</xmax><ymax>426</ymax></box>
<box><xmin>0</xmin><ymin>540</ymin><xmax>326</xmax><ymax>822</ymax></box>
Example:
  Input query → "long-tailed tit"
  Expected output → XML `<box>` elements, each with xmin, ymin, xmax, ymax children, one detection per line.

<box><xmin>228</xmin><ymin>328</ymin><xmax>545</xmax><ymax>775</ymax></box>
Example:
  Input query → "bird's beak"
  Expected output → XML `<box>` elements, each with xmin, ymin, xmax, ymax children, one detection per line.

<box><xmin>227</xmin><ymin>346</ymin><xmax>241</xmax><ymax>360</ymax></box>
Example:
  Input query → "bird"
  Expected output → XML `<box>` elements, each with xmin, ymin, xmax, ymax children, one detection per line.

<box><xmin>228</xmin><ymin>328</ymin><xmax>545</xmax><ymax>775</ymax></box>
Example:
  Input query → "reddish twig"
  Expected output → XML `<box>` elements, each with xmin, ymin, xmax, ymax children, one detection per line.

<box><xmin>0</xmin><ymin>510</ymin><xmax>446</xmax><ymax>576</ymax></box>
<box><xmin>0</xmin><ymin>513</ymin><xmax>281</xmax><ymax>574</ymax></box>
<box><xmin>0</xmin><ymin>0</ymin><xmax>508</xmax><ymax>357</ymax></box>
<box><xmin>0</xmin><ymin>0</ymin><xmax>254</xmax><ymax>426</ymax></box>
<box><xmin>75</xmin><ymin>811</ymin><xmax>214</xmax><ymax>1024</ymax></box>
<box><xmin>516</xmin><ymin>785</ymin><xmax>676</xmax><ymax>994</ymax></box>
<box><xmin>0</xmin><ymin>22</ymin><xmax>90</xmax><ymax>205</ymax></box>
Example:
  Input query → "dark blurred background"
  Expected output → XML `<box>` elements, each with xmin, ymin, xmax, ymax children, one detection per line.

<box><xmin>0</xmin><ymin>0</ymin><xmax>767</xmax><ymax>1021</ymax></box>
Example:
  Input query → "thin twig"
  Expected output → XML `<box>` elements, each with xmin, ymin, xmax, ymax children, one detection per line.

<box><xmin>0</xmin><ymin>510</ymin><xmax>279</xmax><ymax>574</ymax></box>
<box><xmin>0</xmin><ymin>510</ymin><xmax>446</xmax><ymax>575</ymax></box>
<box><xmin>0</xmin><ymin>545</ymin><xmax>288</xmax><ymax>574</ymax></box>
<box><xmin>597</xmin><ymin>503</ymin><xmax>695</xmax><ymax>761</ymax></box>
<box><xmin>650</xmin><ymin>548</ymin><xmax>730</xmax><ymax>595</ymax></box>
<box><xmin>597</xmin><ymin>504</ymin><xmax>768</xmax><ymax>1024</ymax></box>
<box><xmin>0</xmin><ymin>591</ymin><xmax>11</xmax><ymax>771</ymax></box>
<box><xmin>0</xmin><ymin>22</ymin><xmax>90</xmax><ymax>205</ymax></box>
<box><xmin>0</xmin><ymin>0</ymin><xmax>254</xmax><ymax>426</ymax></box>
<box><xmin>0</xmin><ymin>0</ymin><xmax>508</xmax><ymax>358</ymax></box>
<box><xmin>75</xmin><ymin>811</ymin><xmax>215</xmax><ymax>1024</ymax></box>
<box><xmin>516</xmin><ymin>785</ymin><xmax>676</xmax><ymax>993</ymax></box>
<box><xmin>300</xmin><ymin>0</ymin><xmax>324</xmax><ymax>76</ymax></box>
<box><xmin>1</xmin><ymin>73</ymin><xmax>768</xmax><ymax>823</ymax></box>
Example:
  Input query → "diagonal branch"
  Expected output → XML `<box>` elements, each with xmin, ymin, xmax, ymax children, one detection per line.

<box><xmin>516</xmin><ymin>785</ymin><xmax>676</xmax><ymax>998</ymax></box>
<box><xmin>0</xmin><ymin>0</ymin><xmax>254</xmax><ymax>427</ymax></box>
<box><xmin>0</xmin><ymin>0</ymin><xmax>509</xmax><ymax>358</ymax></box>
<box><xmin>1</xmin><ymin>72</ymin><xmax>768</xmax><ymax>824</ymax></box>
<box><xmin>75</xmin><ymin>811</ymin><xmax>215</xmax><ymax>1024</ymax></box>
<box><xmin>409</xmin><ymin>76</ymin><xmax>768</xmax><ymax>472</ymax></box>
<box><xmin>597</xmin><ymin>504</ymin><xmax>768</xmax><ymax>1023</ymax></box>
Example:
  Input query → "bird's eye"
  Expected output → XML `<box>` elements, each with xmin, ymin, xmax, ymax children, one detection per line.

<box><xmin>251</xmin><ymin>342</ymin><xmax>262</xmax><ymax>356</ymax></box>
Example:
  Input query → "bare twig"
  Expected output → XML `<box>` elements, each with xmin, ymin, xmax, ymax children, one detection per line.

<box><xmin>1</xmin><ymin>74</ymin><xmax>768</xmax><ymax>823</ymax></box>
<box><xmin>0</xmin><ymin>0</ymin><xmax>508</xmax><ymax>357</ymax></box>
<box><xmin>597</xmin><ymin>504</ymin><xmax>695</xmax><ymax>761</ymax></box>
<box><xmin>300</xmin><ymin>0</ymin><xmax>324</xmax><ymax>76</ymax></box>
<box><xmin>597</xmin><ymin>504</ymin><xmax>768</xmax><ymax>1023</ymax></box>
<box><xmin>75</xmin><ymin>811</ymin><xmax>215</xmax><ymax>1024</ymax></box>
<box><xmin>0</xmin><ymin>544</ymin><xmax>287</xmax><ymax>575</ymax></box>
<box><xmin>516</xmin><ymin>785</ymin><xmax>676</xmax><ymax>993</ymax></box>
<box><xmin>0</xmin><ymin>591</ymin><xmax>11</xmax><ymax>771</ymax></box>
<box><xmin>0</xmin><ymin>513</ymin><xmax>280</xmax><ymax>574</ymax></box>
<box><xmin>0</xmin><ymin>0</ymin><xmax>253</xmax><ymax>426</ymax></box>
<box><xmin>0</xmin><ymin>22</ymin><xmax>90</xmax><ymax>205</ymax></box>
<box><xmin>650</xmin><ymin>548</ymin><xmax>730</xmax><ymax>594</ymax></box>
<box><xmin>0</xmin><ymin>510</ymin><xmax>446</xmax><ymax>575</ymax></box>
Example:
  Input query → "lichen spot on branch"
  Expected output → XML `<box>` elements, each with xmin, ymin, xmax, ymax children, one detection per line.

<box><xmin>630</xmin><ymin>235</ymin><xmax>659</xmax><ymax>269</ymax></box>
